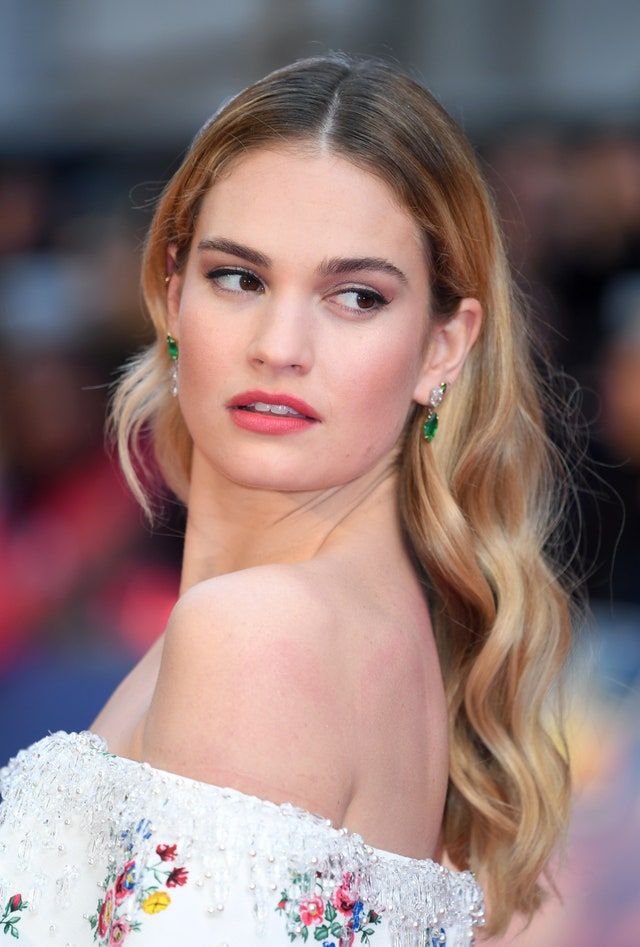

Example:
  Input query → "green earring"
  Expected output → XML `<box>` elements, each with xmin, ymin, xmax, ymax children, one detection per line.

<box><xmin>166</xmin><ymin>334</ymin><xmax>179</xmax><ymax>397</ymax></box>
<box><xmin>166</xmin><ymin>333</ymin><xmax>179</xmax><ymax>360</ymax></box>
<box><xmin>422</xmin><ymin>382</ymin><xmax>447</xmax><ymax>441</ymax></box>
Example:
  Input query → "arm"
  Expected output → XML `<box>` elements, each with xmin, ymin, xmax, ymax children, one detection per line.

<box><xmin>140</xmin><ymin>565</ymin><xmax>357</xmax><ymax>825</ymax></box>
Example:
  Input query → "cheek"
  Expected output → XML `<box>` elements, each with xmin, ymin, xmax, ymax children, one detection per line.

<box><xmin>176</xmin><ymin>293</ymin><xmax>237</xmax><ymax>394</ymax></box>
<box><xmin>333</xmin><ymin>335</ymin><xmax>418</xmax><ymax>446</ymax></box>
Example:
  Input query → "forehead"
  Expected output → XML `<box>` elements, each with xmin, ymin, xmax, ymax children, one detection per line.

<box><xmin>194</xmin><ymin>145</ymin><xmax>425</xmax><ymax>263</ymax></box>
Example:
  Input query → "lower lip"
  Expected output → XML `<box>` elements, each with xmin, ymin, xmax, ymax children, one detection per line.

<box><xmin>227</xmin><ymin>407</ymin><xmax>318</xmax><ymax>434</ymax></box>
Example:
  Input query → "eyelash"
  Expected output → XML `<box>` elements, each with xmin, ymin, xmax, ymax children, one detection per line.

<box><xmin>205</xmin><ymin>267</ymin><xmax>390</xmax><ymax>315</ymax></box>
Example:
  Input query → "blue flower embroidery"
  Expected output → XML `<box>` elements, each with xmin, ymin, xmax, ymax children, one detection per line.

<box><xmin>136</xmin><ymin>818</ymin><xmax>153</xmax><ymax>839</ymax></box>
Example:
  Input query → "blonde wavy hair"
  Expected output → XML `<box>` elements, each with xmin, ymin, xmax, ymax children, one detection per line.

<box><xmin>108</xmin><ymin>52</ymin><xmax>586</xmax><ymax>938</ymax></box>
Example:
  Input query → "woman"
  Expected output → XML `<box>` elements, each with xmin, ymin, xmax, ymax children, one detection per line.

<box><xmin>0</xmin><ymin>52</ymin><xmax>582</xmax><ymax>946</ymax></box>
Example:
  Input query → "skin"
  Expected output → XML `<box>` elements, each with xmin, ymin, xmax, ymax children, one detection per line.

<box><xmin>166</xmin><ymin>143</ymin><xmax>483</xmax><ymax>592</ymax></box>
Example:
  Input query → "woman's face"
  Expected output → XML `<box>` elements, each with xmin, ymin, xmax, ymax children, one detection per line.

<box><xmin>166</xmin><ymin>144</ymin><xmax>435</xmax><ymax>492</ymax></box>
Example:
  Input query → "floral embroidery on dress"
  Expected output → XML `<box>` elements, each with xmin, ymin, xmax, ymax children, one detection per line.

<box><xmin>1</xmin><ymin>894</ymin><xmax>28</xmax><ymax>940</ymax></box>
<box><xmin>275</xmin><ymin>868</ymin><xmax>382</xmax><ymax>945</ymax></box>
<box><xmin>88</xmin><ymin>818</ymin><xmax>189</xmax><ymax>943</ymax></box>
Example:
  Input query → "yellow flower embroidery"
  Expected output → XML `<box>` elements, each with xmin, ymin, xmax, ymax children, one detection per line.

<box><xmin>142</xmin><ymin>890</ymin><xmax>171</xmax><ymax>913</ymax></box>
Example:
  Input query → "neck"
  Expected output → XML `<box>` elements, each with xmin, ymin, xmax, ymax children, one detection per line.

<box><xmin>178</xmin><ymin>446</ymin><xmax>404</xmax><ymax>595</ymax></box>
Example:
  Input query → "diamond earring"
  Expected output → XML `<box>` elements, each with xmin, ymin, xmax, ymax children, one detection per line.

<box><xmin>422</xmin><ymin>382</ymin><xmax>447</xmax><ymax>441</ymax></box>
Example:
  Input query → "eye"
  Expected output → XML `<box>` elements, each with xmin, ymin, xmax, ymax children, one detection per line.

<box><xmin>205</xmin><ymin>267</ymin><xmax>264</xmax><ymax>294</ymax></box>
<box><xmin>333</xmin><ymin>287</ymin><xmax>389</xmax><ymax>314</ymax></box>
<box><xmin>205</xmin><ymin>268</ymin><xmax>388</xmax><ymax>315</ymax></box>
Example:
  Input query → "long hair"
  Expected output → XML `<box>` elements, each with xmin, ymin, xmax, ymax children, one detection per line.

<box><xmin>108</xmin><ymin>52</ymin><xmax>585</xmax><ymax>938</ymax></box>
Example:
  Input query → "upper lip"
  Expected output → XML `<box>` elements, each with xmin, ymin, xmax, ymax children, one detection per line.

<box><xmin>226</xmin><ymin>389</ymin><xmax>321</xmax><ymax>420</ymax></box>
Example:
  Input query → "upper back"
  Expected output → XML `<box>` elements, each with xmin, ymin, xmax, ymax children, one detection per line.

<box><xmin>300</xmin><ymin>554</ymin><xmax>450</xmax><ymax>859</ymax></box>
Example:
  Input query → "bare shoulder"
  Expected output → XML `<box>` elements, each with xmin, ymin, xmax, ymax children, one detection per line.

<box><xmin>163</xmin><ymin>564</ymin><xmax>343</xmax><ymax>683</ymax></box>
<box><xmin>140</xmin><ymin>564</ymin><xmax>355</xmax><ymax>823</ymax></box>
<box><xmin>170</xmin><ymin>562</ymin><xmax>338</xmax><ymax>640</ymax></box>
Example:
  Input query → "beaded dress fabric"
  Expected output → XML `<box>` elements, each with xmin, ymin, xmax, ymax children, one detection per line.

<box><xmin>0</xmin><ymin>730</ymin><xmax>485</xmax><ymax>946</ymax></box>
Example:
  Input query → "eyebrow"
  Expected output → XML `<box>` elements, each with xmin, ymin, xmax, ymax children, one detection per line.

<box><xmin>196</xmin><ymin>236</ymin><xmax>409</xmax><ymax>285</ymax></box>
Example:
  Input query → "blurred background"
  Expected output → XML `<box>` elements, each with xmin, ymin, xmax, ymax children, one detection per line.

<box><xmin>0</xmin><ymin>2</ymin><xmax>638</xmax><ymax>944</ymax></box>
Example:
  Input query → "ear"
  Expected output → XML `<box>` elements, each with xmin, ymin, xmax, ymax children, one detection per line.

<box><xmin>165</xmin><ymin>243</ymin><xmax>183</xmax><ymax>339</ymax></box>
<box><xmin>412</xmin><ymin>297</ymin><xmax>483</xmax><ymax>404</ymax></box>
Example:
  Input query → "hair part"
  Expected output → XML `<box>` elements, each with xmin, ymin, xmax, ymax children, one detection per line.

<box><xmin>107</xmin><ymin>51</ymin><xmax>586</xmax><ymax>938</ymax></box>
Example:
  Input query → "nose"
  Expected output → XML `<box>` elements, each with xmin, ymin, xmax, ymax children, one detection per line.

<box><xmin>246</xmin><ymin>294</ymin><xmax>313</xmax><ymax>373</ymax></box>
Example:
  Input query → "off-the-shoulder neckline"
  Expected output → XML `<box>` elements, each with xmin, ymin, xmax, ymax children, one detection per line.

<box><xmin>77</xmin><ymin>728</ymin><xmax>442</xmax><ymax>870</ymax></box>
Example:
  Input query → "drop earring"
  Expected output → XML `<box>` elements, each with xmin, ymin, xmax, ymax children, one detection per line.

<box><xmin>422</xmin><ymin>382</ymin><xmax>447</xmax><ymax>441</ymax></box>
<box><xmin>166</xmin><ymin>333</ymin><xmax>179</xmax><ymax>397</ymax></box>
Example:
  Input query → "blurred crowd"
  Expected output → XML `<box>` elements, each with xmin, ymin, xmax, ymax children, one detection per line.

<box><xmin>481</xmin><ymin>122</ymin><xmax>640</xmax><ymax>605</ymax></box>
<box><xmin>0</xmin><ymin>153</ymin><xmax>184</xmax><ymax>745</ymax></box>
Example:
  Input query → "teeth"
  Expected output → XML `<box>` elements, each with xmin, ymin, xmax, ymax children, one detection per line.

<box><xmin>245</xmin><ymin>401</ymin><xmax>307</xmax><ymax>418</ymax></box>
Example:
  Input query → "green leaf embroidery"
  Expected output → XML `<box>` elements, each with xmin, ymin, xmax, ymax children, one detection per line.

<box><xmin>324</xmin><ymin>901</ymin><xmax>337</xmax><ymax>922</ymax></box>
<box><xmin>1</xmin><ymin>896</ymin><xmax>28</xmax><ymax>940</ymax></box>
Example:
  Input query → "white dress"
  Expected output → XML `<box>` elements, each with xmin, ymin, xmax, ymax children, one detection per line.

<box><xmin>0</xmin><ymin>730</ymin><xmax>485</xmax><ymax>946</ymax></box>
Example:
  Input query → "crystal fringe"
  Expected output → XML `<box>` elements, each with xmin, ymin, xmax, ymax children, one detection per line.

<box><xmin>0</xmin><ymin>731</ymin><xmax>485</xmax><ymax>946</ymax></box>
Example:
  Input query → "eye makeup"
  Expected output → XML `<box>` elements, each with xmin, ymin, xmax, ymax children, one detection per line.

<box><xmin>204</xmin><ymin>266</ymin><xmax>390</xmax><ymax>316</ymax></box>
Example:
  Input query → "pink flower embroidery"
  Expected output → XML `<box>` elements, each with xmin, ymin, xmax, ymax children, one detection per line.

<box><xmin>97</xmin><ymin>889</ymin><xmax>114</xmax><ymax>937</ymax></box>
<box><xmin>109</xmin><ymin>918</ymin><xmax>131</xmax><ymax>944</ymax></box>
<box><xmin>275</xmin><ymin>867</ymin><xmax>383</xmax><ymax>944</ymax></box>
<box><xmin>299</xmin><ymin>895</ymin><xmax>325</xmax><ymax>926</ymax></box>
<box><xmin>156</xmin><ymin>843</ymin><xmax>177</xmax><ymax>861</ymax></box>
<box><xmin>9</xmin><ymin>894</ymin><xmax>22</xmax><ymax>911</ymax></box>
<box><xmin>332</xmin><ymin>871</ymin><xmax>357</xmax><ymax>915</ymax></box>
<box><xmin>114</xmin><ymin>858</ymin><xmax>137</xmax><ymax>904</ymax></box>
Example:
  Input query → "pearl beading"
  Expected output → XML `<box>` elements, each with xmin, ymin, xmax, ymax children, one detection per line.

<box><xmin>0</xmin><ymin>730</ymin><xmax>485</xmax><ymax>946</ymax></box>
